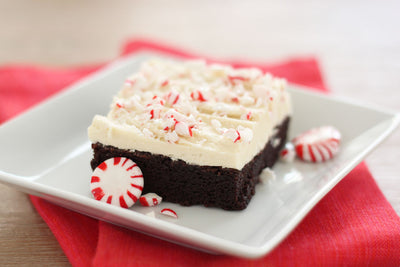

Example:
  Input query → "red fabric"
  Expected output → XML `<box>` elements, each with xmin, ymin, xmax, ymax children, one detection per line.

<box><xmin>1</xmin><ymin>39</ymin><xmax>399</xmax><ymax>266</ymax></box>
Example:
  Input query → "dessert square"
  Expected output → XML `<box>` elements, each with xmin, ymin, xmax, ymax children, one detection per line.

<box><xmin>88</xmin><ymin>59</ymin><xmax>291</xmax><ymax>210</ymax></box>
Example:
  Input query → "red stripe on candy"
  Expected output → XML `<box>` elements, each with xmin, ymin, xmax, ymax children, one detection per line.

<box><xmin>190</xmin><ymin>90</ymin><xmax>207</xmax><ymax>102</ymax></box>
<box><xmin>316</xmin><ymin>145</ymin><xmax>325</xmax><ymax>161</ymax></box>
<box><xmin>131</xmin><ymin>184</ymin><xmax>143</xmax><ymax>191</ymax></box>
<box><xmin>131</xmin><ymin>175</ymin><xmax>143</xmax><ymax>179</ymax></box>
<box><xmin>91</xmin><ymin>176</ymin><xmax>100</xmax><ymax>183</ymax></box>
<box><xmin>322</xmin><ymin>143</ymin><xmax>333</xmax><ymax>158</ymax></box>
<box><xmin>113</xmin><ymin>157</ymin><xmax>121</xmax><ymax>165</ymax></box>
<box><xmin>121</xmin><ymin>158</ymin><xmax>129</xmax><ymax>166</ymax></box>
<box><xmin>234</xmin><ymin>130</ymin><xmax>241</xmax><ymax>143</ymax></box>
<box><xmin>330</xmin><ymin>138</ymin><xmax>340</xmax><ymax>144</ymax></box>
<box><xmin>308</xmin><ymin>145</ymin><xmax>317</xmax><ymax>162</ymax></box>
<box><xmin>295</xmin><ymin>144</ymin><xmax>303</xmax><ymax>159</ymax></box>
<box><xmin>139</xmin><ymin>197</ymin><xmax>149</xmax><ymax>206</ymax></box>
<box><xmin>161</xmin><ymin>80</ymin><xmax>169</xmax><ymax>87</ymax></box>
<box><xmin>173</xmin><ymin>95</ymin><xmax>179</xmax><ymax>105</ymax></box>
<box><xmin>107</xmin><ymin>196</ymin><xmax>112</xmax><ymax>204</ymax></box>
<box><xmin>92</xmin><ymin>187</ymin><xmax>105</xmax><ymax>201</ymax></box>
<box><xmin>98</xmin><ymin>162</ymin><xmax>107</xmax><ymax>171</ymax></box>
<box><xmin>127</xmin><ymin>190</ymin><xmax>138</xmax><ymax>202</ymax></box>
<box><xmin>126</xmin><ymin>164</ymin><xmax>138</xmax><ymax>171</ymax></box>
<box><xmin>119</xmin><ymin>196</ymin><xmax>128</xmax><ymax>208</ymax></box>
<box><xmin>246</xmin><ymin>111</ymin><xmax>252</xmax><ymax>120</ymax></box>
<box><xmin>160</xmin><ymin>208</ymin><xmax>178</xmax><ymax>218</ymax></box>
<box><xmin>153</xmin><ymin>198</ymin><xmax>159</xmax><ymax>205</ymax></box>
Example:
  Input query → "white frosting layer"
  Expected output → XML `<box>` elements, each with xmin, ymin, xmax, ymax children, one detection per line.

<box><xmin>88</xmin><ymin>59</ymin><xmax>292</xmax><ymax>170</ymax></box>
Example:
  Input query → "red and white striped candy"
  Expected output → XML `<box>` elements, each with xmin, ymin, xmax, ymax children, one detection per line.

<box><xmin>223</xmin><ymin>128</ymin><xmax>241</xmax><ymax>143</ymax></box>
<box><xmin>175</xmin><ymin>121</ymin><xmax>193</xmax><ymax>137</ymax></box>
<box><xmin>160</xmin><ymin>208</ymin><xmax>178</xmax><ymax>219</ymax></box>
<box><xmin>190</xmin><ymin>90</ymin><xmax>207</xmax><ymax>102</ymax></box>
<box><xmin>292</xmin><ymin>126</ymin><xmax>341</xmax><ymax>163</ymax></box>
<box><xmin>165</xmin><ymin>90</ymin><xmax>180</xmax><ymax>106</ymax></box>
<box><xmin>139</xmin><ymin>193</ymin><xmax>162</xmax><ymax>207</ymax></box>
<box><xmin>90</xmin><ymin>157</ymin><xmax>144</xmax><ymax>208</ymax></box>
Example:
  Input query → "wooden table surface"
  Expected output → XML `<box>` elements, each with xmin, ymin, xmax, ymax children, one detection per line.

<box><xmin>0</xmin><ymin>0</ymin><xmax>399</xmax><ymax>265</ymax></box>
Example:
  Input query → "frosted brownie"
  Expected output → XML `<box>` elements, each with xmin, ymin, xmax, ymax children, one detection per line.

<box><xmin>88</xmin><ymin>59</ymin><xmax>291</xmax><ymax>210</ymax></box>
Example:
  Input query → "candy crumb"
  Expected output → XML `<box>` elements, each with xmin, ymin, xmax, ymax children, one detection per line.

<box><xmin>160</xmin><ymin>208</ymin><xmax>178</xmax><ymax>219</ymax></box>
<box><xmin>259</xmin><ymin>167</ymin><xmax>276</xmax><ymax>184</ymax></box>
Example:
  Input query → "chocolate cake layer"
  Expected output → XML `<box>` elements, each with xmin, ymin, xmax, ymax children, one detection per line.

<box><xmin>90</xmin><ymin>117</ymin><xmax>290</xmax><ymax>210</ymax></box>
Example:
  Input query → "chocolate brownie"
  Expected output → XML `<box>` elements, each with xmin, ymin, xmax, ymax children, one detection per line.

<box><xmin>91</xmin><ymin>117</ymin><xmax>289</xmax><ymax>210</ymax></box>
<box><xmin>88</xmin><ymin>59</ymin><xmax>292</xmax><ymax>210</ymax></box>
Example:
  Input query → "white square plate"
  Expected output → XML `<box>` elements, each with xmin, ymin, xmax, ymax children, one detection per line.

<box><xmin>0</xmin><ymin>52</ymin><xmax>399</xmax><ymax>258</ymax></box>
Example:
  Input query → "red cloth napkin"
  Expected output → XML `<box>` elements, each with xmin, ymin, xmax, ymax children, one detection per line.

<box><xmin>1</xmin><ymin>39</ymin><xmax>400</xmax><ymax>266</ymax></box>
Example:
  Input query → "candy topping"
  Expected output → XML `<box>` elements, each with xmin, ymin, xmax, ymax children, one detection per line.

<box><xmin>107</xmin><ymin>59</ymin><xmax>287</xmax><ymax>148</ymax></box>
<box><xmin>161</xmin><ymin>80</ymin><xmax>169</xmax><ymax>87</ymax></box>
<box><xmin>88</xmin><ymin>58</ymin><xmax>292</xmax><ymax>170</ymax></box>
<box><xmin>174</xmin><ymin>121</ymin><xmax>193</xmax><ymax>137</ymax></box>
<box><xmin>90</xmin><ymin>157</ymin><xmax>144</xmax><ymax>208</ymax></box>
<box><xmin>190</xmin><ymin>90</ymin><xmax>207</xmax><ymax>102</ymax></box>
<box><xmin>165</xmin><ymin>90</ymin><xmax>180</xmax><ymax>106</ymax></box>
<box><xmin>223</xmin><ymin>128</ymin><xmax>241</xmax><ymax>143</ymax></box>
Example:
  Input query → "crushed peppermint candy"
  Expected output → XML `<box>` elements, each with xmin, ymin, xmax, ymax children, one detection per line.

<box><xmin>161</xmin><ymin>80</ymin><xmax>169</xmax><ymax>87</ymax></box>
<box><xmin>240</xmin><ymin>111</ymin><xmax>252</xmax><ymax>120</ymax></box>
<box><xmin>223</xmin><ymin>126</ymin><xmax>253</xmax><ymax>143</ymax></box>
<box><xmin>142</xmin><ymin>128</ymin><xmax>154</xmax><ymax>138</ymax></box>
<box><xmin>165</xmin><ymin>131</ymin><xmax>179</xmax><ymax>143</ymax></box>
<box><xmin>106</xmin><ymin>58</ymin><xmax>289</xmax><ymax>150</ymax></box>
<box><xmin>139</xmin><ymin>193</ymin><xmax>162</xmax><ymax>207</ymax></box>
<box><xmin>237</xmin><ymin>126</ymin><xmax>253</xmax><ymax>143</ymax></box>
<box><xmin>160</xmin><ymin>208</ymin><xmax>178</xmax><ymax>219</ymax></box>
<box><xmin>259</xmin><ymin>167</ymin><xmax>276</xmax><ymax>184</ymax></box>
<box><xmin>190</xmin><ymin>90</ymin><xmax>207</xmax><ymax>102</ymax></box>
<box><xmin>223</xmin><ymin>128</ymin><xmax>241</xmax><ymax>143</ymax></box>
<box><xmin>165</xmin><ymin>90</ymin><xmax>180</xmax><ymax>106</ymax></box>
<box><xmin>175</xmin><ymin>121</ymin><xmax>193</xmax><ymax>137</ymax></box>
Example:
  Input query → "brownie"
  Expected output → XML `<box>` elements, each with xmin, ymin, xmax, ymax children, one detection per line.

<box><xmin>90</xmin><ymin>117</ymin><xmax>289</xmax><ymax>210</ymax></box>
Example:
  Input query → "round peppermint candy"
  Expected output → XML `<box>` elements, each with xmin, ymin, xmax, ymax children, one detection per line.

<box><xmin>292</xmin><ymin>126</ymin><xmax>341</xmax><ymax>163</ymax></box>
<box><xmin>90</xmin><ymin>157</ymin><xmax>144</xmax><ymax>208</ymax></box>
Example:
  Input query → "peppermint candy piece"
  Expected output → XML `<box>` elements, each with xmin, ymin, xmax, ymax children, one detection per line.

<box><xmin>280</xmin><ymin>142</ymin><xmax>296</xmax><ymax>163</ymax></box>
<box><xmin>259</xmin><ymin>167</ymin><xmax>276</xmax><ymax>184</ymax></box>
<box><xmin>175</xmin><ymin>121</ymin><xmax>193</xmax><ymax>137</ymax></box>
<box><xmin>223</xmin><ymin>128</ymin><xmax>241</xmax><ymax>143</ymax></box>
<box><xmin>165</xmin><ymin>90</ymin><xmax>180</xmax><ymax>106</ymax></box>
<box><xmin>190</xmin><ymin>90</ymin><xmax>207</xmax><ymax>102</ymax></box>
<box><xmin>292</xmin><ymin>126</ymin><xmax>341</xmax><ymax>163</ymax></box>
<box><xmin>160</xmin><ymin>208</ymin><xmax>178</xmax><ymax>219</ymax></box>
<box><xmin>90</xmin><ymin>157</ymin><xmax>144</xmax><ymax>208</ymax></box>
<box><xmin>139</xmin><ymin>193</ymin><xmax>162</xmax><ymax>207</ymax></box>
